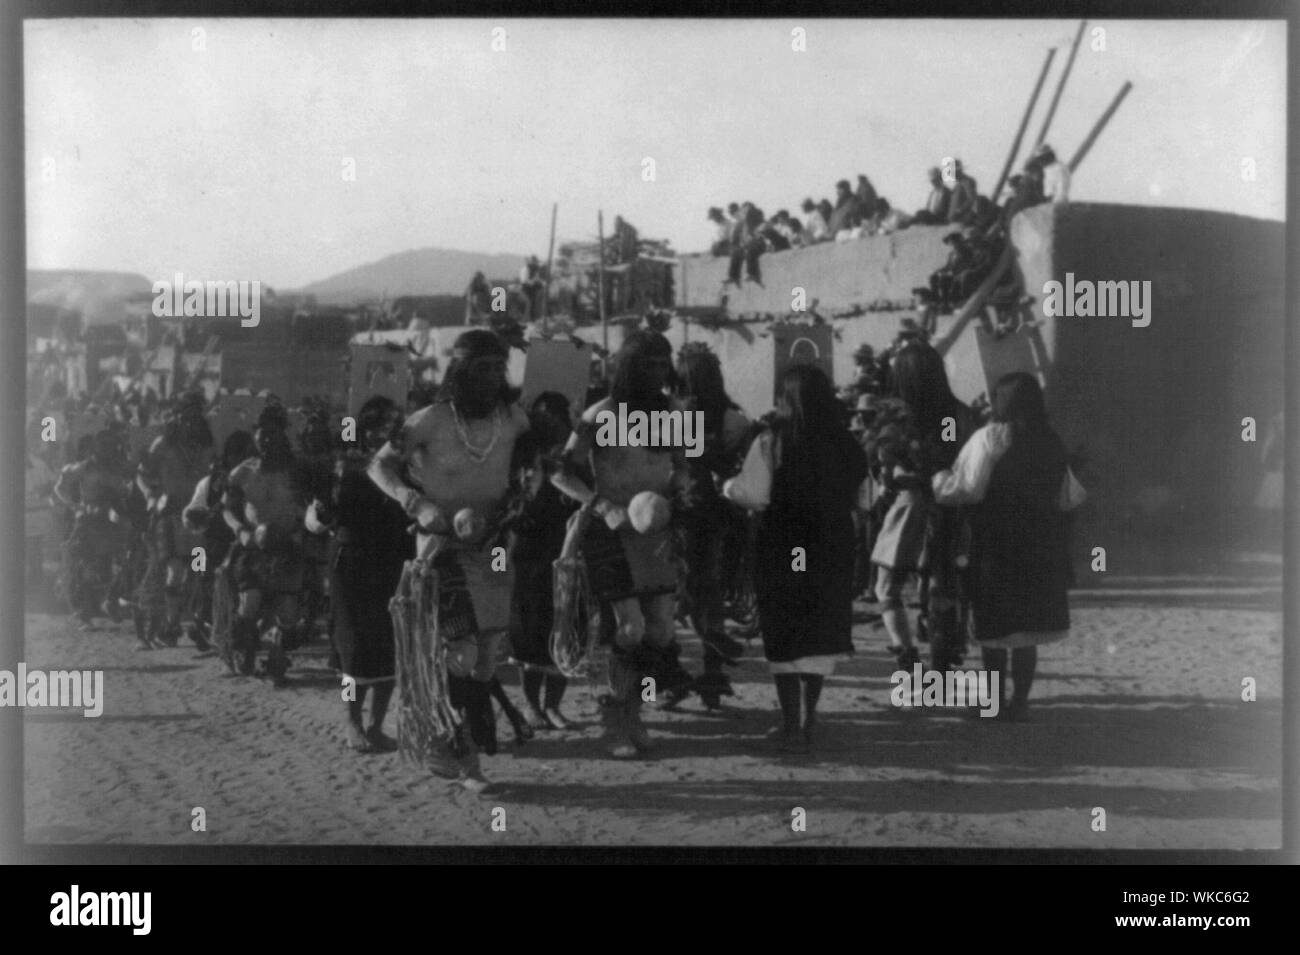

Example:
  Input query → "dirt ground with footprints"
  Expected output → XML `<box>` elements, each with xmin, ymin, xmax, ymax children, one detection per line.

<box><xmin>22</xmin><ymin>551</ymin><xmax>1282</xmax><ymax>849</ymax></box>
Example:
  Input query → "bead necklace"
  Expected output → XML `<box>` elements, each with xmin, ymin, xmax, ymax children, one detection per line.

<box><xmin>450</xmin><ymin>402</ymin><xmax>502</xmax><ymax>464</ymax></box>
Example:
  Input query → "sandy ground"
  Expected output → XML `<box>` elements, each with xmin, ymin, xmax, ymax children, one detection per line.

<box><xmin>22</xmin><ymin>554</ymin><xmax>1282</xmax><ymax>849</ymax></box>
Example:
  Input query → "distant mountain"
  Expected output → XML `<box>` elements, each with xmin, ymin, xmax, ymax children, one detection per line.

<box><xmin>28</xmin><ymin>269</ymin><xmax>154</xmax><ymax>325</ymax></box>
<box><xmin>292</xmin><ymin>247</ymin><xmax>528</xmax><ymax>305</ymax></box>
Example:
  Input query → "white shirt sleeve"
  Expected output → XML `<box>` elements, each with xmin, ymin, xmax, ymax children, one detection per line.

<box><xmin>722</xmin><ymin>431</ymin><xmax>773</xmax><ymax>511</ymax></box>
<box><xmin>1045</xmin><ymin>163</ymin><xmax>1071</xmax><ymax>204</ymax></box>
<box><xmin>304</xmin><ymin>499</ymin><xmax>330</xmax><ymax>535</ymax></box>
<box><xmin>186</xmin><ymin>475</ymin><xmax>211</xmax><ymax>514</ymax></box>
<box><xmin>932</xmin><ymin>423</ymin><xmax>1011</xmax><ymax>505</ymax></box>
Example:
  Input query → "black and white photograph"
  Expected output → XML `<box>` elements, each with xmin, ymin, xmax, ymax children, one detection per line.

<box><xmin>10</xmin><ymin>12</ymin><xmax>1289</xmax><ymax>856</ymax></box>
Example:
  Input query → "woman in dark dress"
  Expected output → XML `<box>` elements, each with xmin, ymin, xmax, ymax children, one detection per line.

<box><xmin>725</xmin><ymin>365</ymin><xmax>866</xmax><ymax>751</ymax></box>
<box><xmin>672</xmin><ymin>343</ymin><xmax>751</xmax><ymax>710</ymax></box>
<box><xmin>507</xmin><ymin>392</ymin><xmax>578</xmax><ymax>730</ymax></box>
<box><xmin>933</xmin><ymin>373</ymin><xmax>1077</xmax><ymax>721</ymax></box>
<box><xmin>317</xmin><ymin>396</ymin><xmax>414</xmax><ymax>752</ymax></box>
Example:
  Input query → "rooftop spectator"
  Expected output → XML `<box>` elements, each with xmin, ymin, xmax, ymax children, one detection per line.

<box><xmin>772</xmin><ymin>209</ymin><xmax>798</xmax><ymax>247</ymax></box>
<box><xmin>1031</xmin><ymin>143</ymin><xmax>1070</xmax><ymax>205</ymax></box>
<box><xmin>726</xmin><ymin>202</ymin><xmax>767</xmax><ymax>286</ymax></box>
<box><xmin>946</xmin><ymin>159</ymin><xmax>979</xmax><ymax>225</ymax></box>
<box><xmin>760</xmin><ymin>214</ymin><xmax>792</xmax><ymax>252</ymax></box>
<box><xmin>817</xmin><ymin>198</ymin><xmax>833</xmax><ymax>224</ymax></box>
<box><xmin>828</xmin><ymin>179</ymin><xmax>860</xmax><ymax>236</ymax></box>
<box><xmin>707</xmin><ymin>207</ymin><xmax>731</xmax><ymax>257</ymax></box>
<box><xmin>855</xmin><ymin>174</ymin><xmax>879</xmax><ymax>214</ymax></box>
<box><xmin>802</xmin><ymin>198</ymin><xmax>830</xmax><ymax>243</ymax></box>
<box><xmin>970</xmin><ymin>194</ymin><xmax>999</xmax><ymax>233</ymax></box>
<box><xmin>728</xmin><ymin>202</ymin><xmax>746</xmax><ymax>247</ymax></box>
<box><xmin>873</xmin><ymin>197</ymin><xmax>910</xmax><ymax>235</ymax></box>
<box><xmin>1001</xmin><ymin>169</ymin><xmax>1044</xmax><ymax>226</ymax></box>
<box><xmin>914</xmin><ymin>167</ymin><xmax>951</xmax><ymax>224</ymax></box>
<box><xmin>787</xmin><ymin>217</ymin><xmax>806</xmax><ymax>247</ymax></box>
<box><xmin>928</xmin><ymin>231</ymin><xmax>975</xmax><ymax>310</ymax></box>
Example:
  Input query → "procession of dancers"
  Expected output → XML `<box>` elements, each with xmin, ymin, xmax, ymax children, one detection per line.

<box><xmin>34</xmin><ymin>323</ymin><xmax>1082</xmax><ymax>794</ymax></box>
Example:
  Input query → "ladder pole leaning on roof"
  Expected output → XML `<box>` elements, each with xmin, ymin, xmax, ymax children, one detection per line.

<box><xmin>541</xmin><ymin>202</ymin><xmax>557</xmax><ymax>328</ymax></box>
<box><xmin>597</xmin><ymin>210</ymin><xmax>608</xmax><ymax>372</ymax></box>
<box><xmin>1035</xmin><ymin>20</ymin><xmax>1087</xmax><ymax>150</ymax></box>
<box><xmin>931</xmin><ymin>242</ymin><xmax>1015</xmax><ymax>359</ymax></box>
<box><xmin>1068</xmin><ymin>81</ymin><xmax>1133</xmax><ymax>174</ymax></box>
<box><xmin>992</xmin><ymin>46</ymin><xmax>1058</xmax><ymax>203</ymax></box>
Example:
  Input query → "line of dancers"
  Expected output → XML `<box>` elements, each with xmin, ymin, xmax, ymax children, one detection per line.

<box><xmin>41</xmin><ymin>323</ymin><xmax>1082</xmax><ymax>795</ymax></box>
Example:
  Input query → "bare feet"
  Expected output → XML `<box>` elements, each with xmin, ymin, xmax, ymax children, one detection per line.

<box><xmin>345</xmin><ymin>721</ymin><xmax>374</xmax><ymax>753</ymax></box>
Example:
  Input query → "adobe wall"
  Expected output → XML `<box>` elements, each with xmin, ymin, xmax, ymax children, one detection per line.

<box><xmin>677</xmin><ymin>225</ymin><xmax>955</xmax><ymax>315</ymax></box>
<box><xmin>672</xmin><ymin>205</ymin><xmax>1284</xmax><ymax>556</ymax></box>
<box><xmin>1010</xmin><ymin>204</ymin><xmax>1285</xmax><ymax>546</ymax></box>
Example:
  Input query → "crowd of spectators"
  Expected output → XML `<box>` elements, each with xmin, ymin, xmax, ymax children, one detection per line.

<box><xmin>708</xmin><ymin>144</ymin><xmax>1070</xmax><ymax>290</ymax></box>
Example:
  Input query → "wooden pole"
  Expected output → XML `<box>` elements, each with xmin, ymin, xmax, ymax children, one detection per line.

<box><xmin>541</xmin><ymin>202</ymin><xmax>557</xmax><ymax>328</ymax></box>
<box><xmin>1068</xmin><ymin>81</ymin><xmax>1133</xmax><ymax>173</ymax></box>
<box><xmin>992</xmin><ymin>47</ymin><xmax>1057</xmax><ymax>203</ymax></box>
<box><xmin>597</xmin><ymin>210</ymin><xmax>608</xmax><ymax>372</ymax></box>
<box><xmin>1035</xmin><ymin>20</ymin><xmax>1086</xmax><ymax>150</ymax></box>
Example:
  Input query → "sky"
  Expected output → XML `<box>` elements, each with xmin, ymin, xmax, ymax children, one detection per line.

<box><xmin>25</xmin><ymin>18</ymin><xmax>1287</xmax><ymax>290</ymax></box>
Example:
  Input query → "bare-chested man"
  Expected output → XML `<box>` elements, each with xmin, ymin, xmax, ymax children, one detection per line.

<box><xmin>221</xmin><ymin>404</ymin><xmax>307</xmax><ymax>685</ymax></box>
<box><xmin>54</xmin><ymin>428</ymin><xmax>134</xmax><ymax>630</ymax></box>
<box><xmin>553</xmin><ymin>329</ymin><xmax>689</xmax><ymax>758</ymax></box>
<box><xmin>135</xmin><ymin>393</ymin><xmax>215</xmax><ymax>649</ymax></box>
<box><xmin>368</xmin><ymin>329</ymin><xmax>529</xmax><ymax>792</ymax></box>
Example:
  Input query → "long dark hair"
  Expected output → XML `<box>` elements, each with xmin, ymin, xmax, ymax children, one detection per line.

<box><xmin>435</xmin><ymin>357</ymin><xmax>521</xmax><ymax>409</ymax></box>
<box><xmin>770</xmin><ymin>364</ymin><xmax>856</xmax><ymax>509</ymax></box>
<box><xmin>220</xmin><ymin>429</ymin><xmax>256</xmax><ymax>470</ymax></box>
<box><xmin>892</xmin><ymin>342</ymin><xmax>959</xmax><ymax>440</ymax></box>
<box><xmin>674</xmin><ymin>345</ymin><xmax>738</xmax><ymax>436</ymax></box>
<box><xmin>528</xmin><ymin>391</ymin><xmax>572</xmax><ymax>452</ymax></box>
<box><xmin>774</xmin><ymin>364</ymin><xmax>847</xmax><ymax>455</ymax></box>
<box><xmin>991</xmin><ymin>372</ymin><xmax>1050</xmax><ymax>440</ymax></box>
<box><xmin>609</xmin><ymin>329</ymin><xmax>673</xmax><ymax>414</ymax></box>
<box><xmin>357</xmin><ymin>394</ymin><xmax>402</xmax><ymax>454</ymax></box>
<box><xmin>989</xmin><ymin>372</ymin><xmax>1065</xmax><ymax>494</ymax></box>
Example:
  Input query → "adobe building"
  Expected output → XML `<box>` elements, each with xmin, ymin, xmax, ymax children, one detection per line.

<box><xmin>665</xmin><ymin>203</ymin><xmax>1285</xmax><ymax>563</ymax></box>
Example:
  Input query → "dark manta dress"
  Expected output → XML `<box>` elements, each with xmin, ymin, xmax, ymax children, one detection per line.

<box><xmin>755</xmin><ymin>426</ymin><xmax>867</xmax><ymax>664</ymax></box>
<box><xmin>969</xmin><ymin>428</ymin><xmax>1071</xmax><ymax>644</ymax></box>
<box><xmin>330</xmin><ymin>464</ymin><xmax>414</xmax><ymax>681</ymax></box>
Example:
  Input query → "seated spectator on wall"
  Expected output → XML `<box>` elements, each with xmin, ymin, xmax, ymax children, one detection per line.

<box><xmin>761</xmin><ymin>214</ymin><xmax>792</xmax><ymax>252</ymax></box>
<box><xmin>873</xmin><ymin>198</ymin><xmax>911</xmax><ymax>234</ymax></box>
<box><xmin>929</xmin><ymin>231</ymin><xmax>975</xmax><ymax>309</ymax></box>
<box><xmin>725</xmin><ymin>202</ymin><xmax>743</xmax><ymax>246</ymax></box>
<box><xmin>788</xmin><ymin>218</ymin><xmax>806</xmax><ymax>247</ymax></box>
<box><xmin>1002</xmin><ymin>166</ymin><xmax>1045</xmax><ymax>226</ymax></box>
<box><xmin>946</xmin><ymin>159</ymin><xmax>979</xmax><ymax>225</ymax></box>
<box><xmin>802</xmin><ymin>198</ymin><xmax>830</xmax><ymax>242</ymax></box>
<box><xmin>914</xmin><ymin>167</ymin><xmax>951</xmax><ymax>224</ymax></box>
<box><xmin>708</xmin><ymin>207</ymin><xmax>731</xmax><ymax>256</ymax></box>
<box><xmin>827</xmin><ymin>179</ymin><xmax>861</xmax><ymax>235</ymax></box>
<box><xmin>817</xmin><ymin>198</ymin><xmax>834</xmax><ymax>232</ymax></box>
<box><xmin>955</xmin><ymin>228</ymin><xmax>1002</xmax><ymax>300</ymax></box>
<box><xmin>855</xmin><ymin>174</ymin><xmax>879</xmax><ymax>215</ymax></box>
<box><xmin>970</xmin><ymin>194</ymin><xmax>1000</xmax><ymax>233</ymax></box>
<box><xmin>1032</xmin><ymin>143</ymin><xmax>1071</xmax><ymax>205</ymax></box>
<box><xmin>773</xmin><ymin>210</ymin><xmax>799</xmax><ymax>246</ymax></box>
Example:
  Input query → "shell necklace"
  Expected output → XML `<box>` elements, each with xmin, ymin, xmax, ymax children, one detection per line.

<box><xmin>450</xmin><ymin>402</ymin><xmax>502</xmax><ymax>464</ymax></box>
